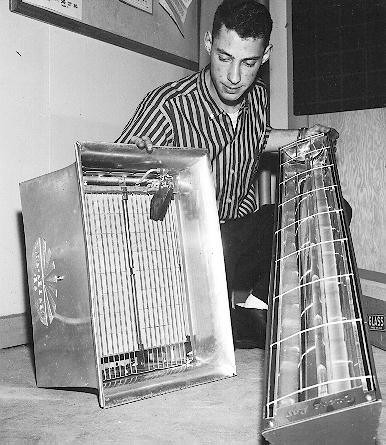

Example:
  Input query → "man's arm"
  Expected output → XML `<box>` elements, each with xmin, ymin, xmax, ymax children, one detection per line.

<box><xmin>115</xmin><ymin>88</ymin><xmax>174</xmax><ymax>153</ymax></box>
<box><xmin>265</xmin><ymin>124</ymin><xmax>338</xmax><ymax>152</ymax></box>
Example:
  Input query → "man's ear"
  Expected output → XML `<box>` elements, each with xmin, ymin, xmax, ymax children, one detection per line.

<box><xmin>204</xmin><ymin>31</ymin><xmax>213</xmax><ymax>55</ymax></box>
<box><xmin>262</xmin><ymin>44</ymin><xmax>272</xmax><ymax>64</ymax></box>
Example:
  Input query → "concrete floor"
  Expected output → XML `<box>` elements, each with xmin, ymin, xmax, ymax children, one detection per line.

<box><xmin>1</xmin><ymin>345</ymin><xmax>386</xmax><ymax>444</ymax></box>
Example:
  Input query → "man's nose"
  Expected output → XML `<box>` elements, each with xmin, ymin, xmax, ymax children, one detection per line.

<box><xmin>227</xmin><ymin>62</ymin><xmax>241</xmax><ymax>85</ymax></box>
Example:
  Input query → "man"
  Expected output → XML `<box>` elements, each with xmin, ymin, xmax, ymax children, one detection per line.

<box><xmin>115</xmin><ymin>0</ymin><xmax>339</xmax><ymax>347</ymax></box>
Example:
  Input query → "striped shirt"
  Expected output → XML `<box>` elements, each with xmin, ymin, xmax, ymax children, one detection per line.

<box><xmin>115</xmin><ymin>66</ymin><xmax>271</xmax><ymax>221</ymax></box>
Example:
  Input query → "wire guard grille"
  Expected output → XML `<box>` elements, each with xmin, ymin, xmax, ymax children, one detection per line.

<box><xmin>84</xmin><ymin>192</ymin><xmax>190</xmax><ymax>381</ymax></box>
<box><xmin>265</xmin><ymin>135</ymin><xmax>375</xmax><ymax>420</ymax></box>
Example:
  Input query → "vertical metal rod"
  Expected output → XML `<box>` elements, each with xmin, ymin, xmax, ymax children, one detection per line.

<box><xmin>127</xmin><ymin>194</ymin><xmax>146</xmax><ymax>368</ymax></box>
<box><xmin>108</xmin><ymin>194</ymin><xmax>134</xmax><ymax>376</ymax></box>
<box><xmin>122</xmin><ymin>194</ymin><xmax>143</xmax><ymax>367</ymax></box>
<box><xmin>136</xmin><ymin>194</ymin><xmax>155</xmax><ymax>369</ymax></box>
<box><xmin>120</xmin><ymin>191</ymin><xmax>141</xmax><ymax>372</ymax></box>
<box><xmin>150</xmin><ymin>194</ymin><xmax>176</xmax><ymax>366</ymax></box>
<box><xmin>111</xmin><ymin>194</ymin><xmax>134</xmax><ymax>374</ymax></box>
<box><xmin>106</xmin><ymin>195</ymin><xmax>126</xmax><ymax>362</ymax></box>
<box><xmin>140</xmin><ymin>194</ymin><xmax>158</xmax><ymax>369</ymax></box>
<box><xmin>112</xmin><ymin>195</ymin><xmax>131</xmax><ymax>354</ymax></box>
<box><xmin>144</xmin><ymin>195</ymin><xmax>166</xmax><ymax>367</ymax></box>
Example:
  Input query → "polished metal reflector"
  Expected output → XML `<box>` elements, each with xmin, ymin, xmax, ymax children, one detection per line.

<box><xmin>20</xmin><ymin>143</ymin><xmax>235</xmax><ymax>408</ymax></box>
<box><xmin>262</xmin><ymin>134</ymin><xmax>382</xmax><ymax>445</ymax></box>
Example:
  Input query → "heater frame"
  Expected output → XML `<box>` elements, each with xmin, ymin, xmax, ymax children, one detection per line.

<box><xmin>261</xmin><ymin>134</ymin><xmax>382</xmax><ymax>444</ymax></box>
<box><xmin>20</xmin><ymin>142</ymin><xmax>236</xmax><ymax>408</ymax></box>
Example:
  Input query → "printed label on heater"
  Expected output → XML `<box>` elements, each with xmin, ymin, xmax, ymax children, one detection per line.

<box><xmin>368</xmin><ymin>314</ymin><xmax>385</xmax><ymax>331</ymax></box>
<box><xmin>277</xmin><ymin>390</ymin><xmax>361</xmax><ymax>425</ymax></box>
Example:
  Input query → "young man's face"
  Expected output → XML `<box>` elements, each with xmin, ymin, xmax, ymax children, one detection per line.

<box><xmin>205</xmin><ymin>25</ymin><xmax>271</xmax><ymax>110</ymax></box>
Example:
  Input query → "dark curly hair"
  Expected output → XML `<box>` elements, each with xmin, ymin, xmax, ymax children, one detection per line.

<box><xmin>212</xmin><ymin>0</ymin><xmax>272</xmax><ymax>46</ymax></box>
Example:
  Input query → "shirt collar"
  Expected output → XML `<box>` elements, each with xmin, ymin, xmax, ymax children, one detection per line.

<box><xmin>197</xmin><ymin>65</ymin><xmax>250</xmax><ymax>120</ymax></box>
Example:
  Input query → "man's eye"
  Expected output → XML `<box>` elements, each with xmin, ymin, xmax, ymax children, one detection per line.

<box><xmin>219</xmin><ymin>56</ymin><xmax>230</xmax><ymax>62</ymax></box>
<box><xmin>244</xmin><ymin>61</ymin><xmax>256</xmax><ymax>67</ymax></box>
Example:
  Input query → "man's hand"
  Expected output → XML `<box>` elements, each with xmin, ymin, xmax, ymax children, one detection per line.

<box><xmin>282</xmin><ymin>124</ymin><xmax>340</xmax><ymax>160</ymax></box>
<box><xmin>305</xmin><ymin>124</ymin><xmax>339</xmax><ymax>143</ymax></box>
<box><xmin>266</xmin><ymin>125</ymin><xmax>339</xmax><ymax>153</ymax></box>
<box><xmin>128</xmin><ymin>136</ymin><xmax>153</xmax><ymax>153</ymax></box>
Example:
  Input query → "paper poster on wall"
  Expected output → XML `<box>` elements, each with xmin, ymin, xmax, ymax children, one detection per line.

<box><xmin>159</xmin><ymin>0</ymin><xmax>193</xmax><ymax>37</ymax></box>
<box><xmin>11</xmin><ymin>0</ymin><xmax>199</xmax><ymax>70</ymax></box>
<box><xmin>118</xmin><ymin>0</ymin><xmax>152</xmax><ymax>14</ymax></box>
<box><xmin>24</xmin><ymin>0</ymin><xmax>82</xmax><ymax>20</ymax></box>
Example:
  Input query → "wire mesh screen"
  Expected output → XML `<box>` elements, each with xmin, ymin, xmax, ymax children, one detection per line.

<box><xmin>84</xmin><ymin>191</ymin><xmax>190</xmax><ymax>381</ymax></box>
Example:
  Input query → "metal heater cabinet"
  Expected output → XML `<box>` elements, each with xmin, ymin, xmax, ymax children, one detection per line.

<box><xmin>262</xmin><ymin>134</ymin><xmax>382</xmax><ymax>444</ymax></box>
<box><xmin>20</xmin><ymin>142</ymin><xmax>236</xmax><ymax>408</ymax></box>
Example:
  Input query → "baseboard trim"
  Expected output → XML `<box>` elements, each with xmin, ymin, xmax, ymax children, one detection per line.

<box><xmin>0</xmin><ymin>313</ymin><xmax>32</xmax><ymax>349</ymax></box>
<box><xmin>359</xmin><ymin>268</ymin><xmax>386</xmax><ymax>285</ymax></box>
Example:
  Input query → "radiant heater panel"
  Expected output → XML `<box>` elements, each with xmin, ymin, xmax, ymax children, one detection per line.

<box><xmin>85</xmin><ymin>192</ymin><xmax>189</xmax><ymax>379</ymax></box>
<box><xmin>20</xmin><ymin>143</ymin><xmax>235</xmax><ymax>408</ymax></box>
<box><xmin>262</xmin><ymin>134</ymin><xmax>382</xmax><ymax>445</ymax></box>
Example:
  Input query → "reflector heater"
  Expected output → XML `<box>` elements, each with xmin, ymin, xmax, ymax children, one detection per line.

<box><xmin>20</xmin><ymin>143</ymin><xmax>235</xmax><ymax>408</ymax></box>
<box><xmin>262</xmin><ymin>134</ymin><xmax>382</xmax><ymax>444</ymax></box>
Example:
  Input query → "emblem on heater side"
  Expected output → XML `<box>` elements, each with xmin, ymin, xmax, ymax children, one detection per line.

<box><xmin>31</xmin><ymin>237</ymin><xmax>61</xmax><ymax>326</ymax></box>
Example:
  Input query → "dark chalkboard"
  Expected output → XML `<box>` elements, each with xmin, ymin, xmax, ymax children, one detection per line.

<box><xmin>292</xmin><ymin>0</ymin><xmax>386</xmax><ymax>115</ymax></box>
